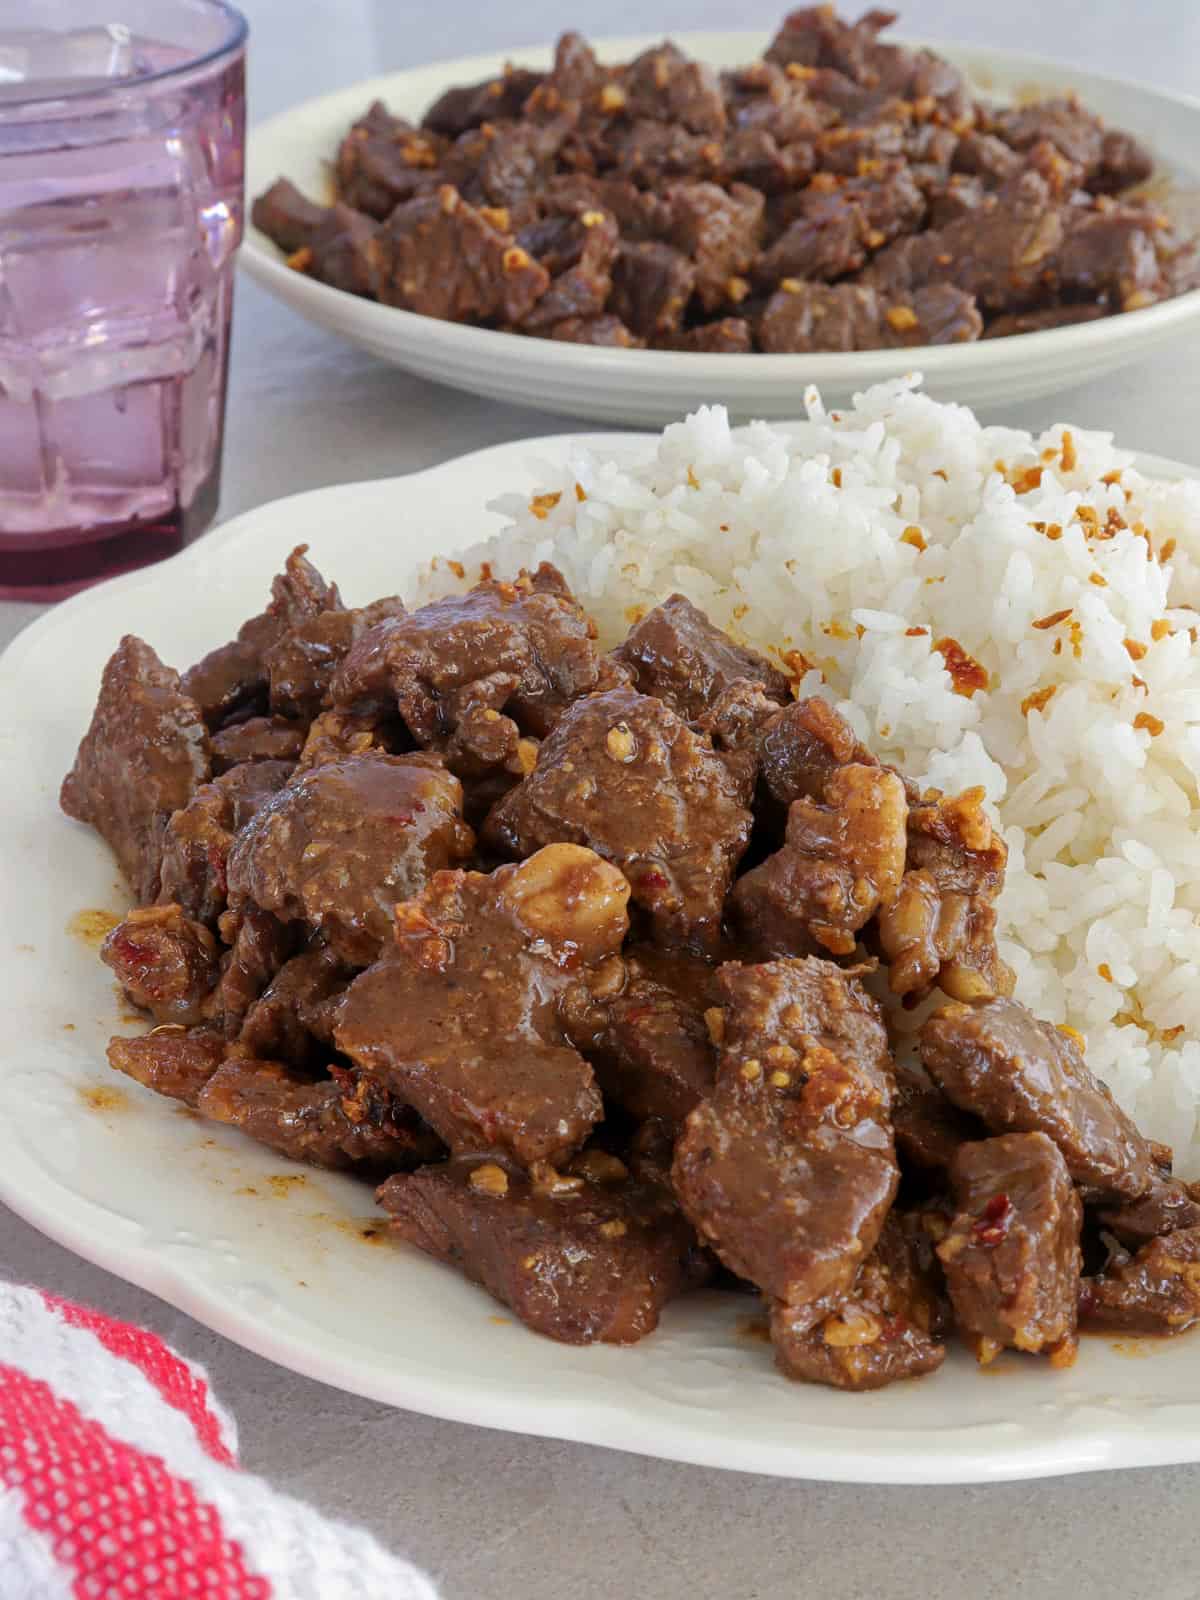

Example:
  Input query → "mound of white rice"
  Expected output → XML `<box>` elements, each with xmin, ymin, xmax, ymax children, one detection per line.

<box><xmin>421</xmin><ymin>377</ymin><xmax>1200</xmax><ymax>1172</ymax></box>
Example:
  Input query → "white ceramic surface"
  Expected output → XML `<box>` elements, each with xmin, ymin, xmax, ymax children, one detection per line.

<box><xmin>4</xmin><ymin>433</ymin><xmax>1200</xmax><ymax>1486</ymax></box>
<box><xmin>242</xmin><ymin>33</ymin><xmax>1200</xmax><ymax>426</ymax></box>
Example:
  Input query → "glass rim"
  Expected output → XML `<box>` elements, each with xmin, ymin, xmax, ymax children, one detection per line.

<box><xmin>2</xmin><ymin>0</ymin><xmax>248</xmax><ymax>109</ymax></box>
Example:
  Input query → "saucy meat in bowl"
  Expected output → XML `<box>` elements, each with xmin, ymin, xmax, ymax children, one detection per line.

<box><xmin>250</xmin><ymin>6</ymin><xmax>1199</xmax><ymax>356</ymax></box>
<box><xmin>63</xmin><ymin>543</ymin><xmax>1200</xmax><ymax>1392</ymax></box>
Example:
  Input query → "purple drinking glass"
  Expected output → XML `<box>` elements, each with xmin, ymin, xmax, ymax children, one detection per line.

<box><xmin>0</xmin><ymin>1</ymin><xmax>247</xmax><ymax>600</ymax></box>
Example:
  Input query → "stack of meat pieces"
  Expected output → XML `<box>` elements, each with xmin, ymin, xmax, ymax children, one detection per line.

<box><xmin>251</xmin><ymin>6</ymin><xmax>1198</xmax><ymax>354</ymax></box>
<box><xmin>64</xmin><ymin>553</ymin><xmax>1200</xmax><ymax>1387</ymax></box>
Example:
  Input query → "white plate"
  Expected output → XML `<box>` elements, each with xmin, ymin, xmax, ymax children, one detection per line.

<box><xmin>4</xmin><ymin>433</ymin><xmax>1200</xmax><ymax>1486</ymax></box>
<box><xmin>241</xmin><ymin>32</ymin><xmax>1200</xmax><ymax>425</ymax></box>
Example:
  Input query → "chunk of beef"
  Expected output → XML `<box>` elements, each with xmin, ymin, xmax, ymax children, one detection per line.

<box><xmin>771</xmin><ymin>1214</ymin><xmax>946</xmax><ymax>1389</ymax></box>
<box><xmin>952</xmin><ymin>131</ymin><xmax>1024</xmax><ymax>188</ymax></box>
<box><xmin>927</xmin><ymin>174</ymin><xmax>987</xmax><ymax>228</ymax></box>
<box><xmin>237</xmin><ymin>942</ymin><xmax>354</xmax><ymax>1066</ymax></box>
<box><xmin>759</xmin><ymin>695</ymin><xmax>877</xmax><ymax>809</ymax></box>
<box><xmin>990</xmin><ymin>97</ymin><xmax>1152</xmax><ymax>194</ymax></box>
<box><xmin>209</xmin><ymin>716</ymin><xmax>306</xmax><ymax>774</ymax></box>
<box><xmin>732</xmin><ymin>763</ymin><xmax>908</xmax><ymax>958</ymax></box>
<box><xmin>559</xmin><ymin>945</ymin><xmax>719</xmax><ymax>1131</ymax></box>
<box><xmin>878</xmin><ymin>786</ymin><xmax>1013</xmax><ymax>1002</ymax></box>
<box><xmin>61</xmin><ymin>636</ymin><xmax>210</xmax><ymax>904</ymax></box>
<box><xmin>622</xmin><ymin>42</ymin><xmax>726</xmax><ymax>137</ymax></box>
<box><xmin>372</xmin><ymin>187</ymin><xmax>549</xmax><ymax>323</ymax></box>
<box><xmin>333</xmin><ymin>563</ymin><xmax>604</xmax><ymax>742</ymax></box>
<box><xmin>422</xmin><ymin>68</ymin><xmax>545</xmax><ymax>139</ymax></box>
<box><xmin>197</xmin><ymin>1059</ymin><xmax>442</xmax><ymax>1174</ymax></box>
<box><xmin>541</xmin><ymin>31</ymin><xmax>605</xmax><ymax>106</ymax></box>
<box><xmin>209</xmin><ymin>905</ymin><xmax>294</xmax><ymax>1037</ymax></box>
<box><xmin>892</xmin><ymin>1065</ymin><xmax>985</xmax><ymax>1175</ymax></box>
<box><xmin>158</xmin><ymin>761</ymin><xmax>294</xmax><ymax>927</ymax></box>
<box><xmin>545</xmin><ymin>314</ymin><xmax>643</xmax><ymax>346</ymax></box>
<box><xmin>264</xmin><ymin>597</ymin><xmax>406</xmax><ymax>720</ymax></box>
<box><xmin>864</xmin><ymin>170</ymin><xmax>1067</xmax><ymax>312</ymax></box>
<box><xmin>251</xmin><ymin>178</ymin><xmax>330</xmax><ymax>254</ymax></box>
<box><xmin>106</xmin><ymin>1027</ymin><xmax>226</xmax><ymax>1105</ymax></box>
<box><xmin>920</xmin><ymin>996</ymin><xmax>1159</xmax><ymax>1201</ymax></box>
<box><xmin>613</xmin><ymin>593</ymin><xmax>789</xmax><ymax>722</ymax></box>
<box><xmin>1079</xmin><ymin>1227</ymin><xmax>1200</xmax><ymax>1335</ymax></box>
<box><xmin>602</xmin><ymin>120</ymin><xmax>725</xmax><ymax>187</ymax></box>
<box><xmin>334</xmin><ymin>102</ymin><xmax>445</xmax><ymax>217</ymax></box>
<box><xmin>377</xmin><ymin>1149</ymin><xmax>707</xmax><ymax>1345</ymax></box>
<box><xmin>227</xmin><ymin>753</ymin><xmax>474</xmax><ymax>966</ymax></box>
<box><xmin>518</xmin><ymin>202</ymin><xmax>620</xmax><ymax>331</ymax></box>
<box><xmin>673</xmin><ymin>957</ymin><xmax>898</xmax><ymax>1330</ymax></box>
<box><xmin>101</xmin><ymin>905</ymin><xmax>219</xmax><ymax>1027</ymax></box>
<box><xmin>445</xmin><ymin>117</ymin><xmax>575</xmax><ymax>212</ymax></box>
<box><xmin>766</xmin><ymin>6</ymin><xmax>969</xmax><ymax>121</ymax></box>
<box><xmin>609</xmin><ymin>241</ymin><xmax>697</xmax><ymax>341</ymax></box>
<box><xmin>337</xmin><ymin>845</ymin><xmax>627</xmax><ymax>1164</ymax></box>
<box><xmin>1098</xmin><ymin>1176</ymin><xmax>1200</xmax><ymax>1246</ymax></box>
<box><xmin>1052</xmin><ymin>204</ymin><xmax>1163</xmax><ymax>309</ymax></box>
<box><xmin>756</xmin><ymin>165</ymin><xmax>923</xmax><ymax>285</ymax></box>
<box><xmin>668</xmin><ymin>318</ymin><xmax>755</xmax><ymax>352</ymax></box>
<box><xmin>664</xmin><ymin>182</ymin><xmax>763</xmax><ymax>310</ymax></box>
<box><xmin>938</xmin><ymin>1132</ymin><xmax>1081</xmax><ymax>1362</ymax></box>
<box><xmin>300</xmin><ymin>204</ymin><xmax>388</xmax><ymax>299</ymax></box>
<box><xmin>484</xmin><ymin>686</ymin><xmax>753</xmax><ymax>954</ymax></box>
<box><xmin>759</xmin><ymin>280</ymin><xmax>981</xmax><ymax>351</ymax></box>
<box><xmin>182</xmin><ymin>546</ymin><xmax>342</xmax><ymax>728</ymax></box>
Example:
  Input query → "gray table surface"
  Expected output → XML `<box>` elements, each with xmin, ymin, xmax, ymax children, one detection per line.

<box><xmin>5</xmin><ymin>1</ymin><xmax>1200</xmax><ymax>1594</ymax></box>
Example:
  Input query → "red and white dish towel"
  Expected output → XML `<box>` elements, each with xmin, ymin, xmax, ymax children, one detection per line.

<box><xmin>0</xmin><ymin>1283</ymin><xmax>438</xmax><ymax>1600</ymax></box>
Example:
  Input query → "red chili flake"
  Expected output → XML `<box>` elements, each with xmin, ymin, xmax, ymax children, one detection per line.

<box><xmin>640</xmin><ymin>870</ymin><xmax>671</xmax><ymax>892</ymax></box>
<box><xmin>973</xmin><ymin>1192</ymin><xmax>1012</xmax><ymax>1246</ymax></box>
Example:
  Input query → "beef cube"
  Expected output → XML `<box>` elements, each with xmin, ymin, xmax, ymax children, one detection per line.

<box><xmin>61</xmin><ymin>636</ymin><xmax>210</xmax><ymax>904</ymax></box>
<box><xmin>865</xmin><ymin>171</ymin><xmax>1067</xmax><ymax>312</ymax></box>
<box><xmin>264</xmin><ymin>597</ymin><xmax>406</xmax><ymax>721</ymax></box>
<box><xmin>158</xmin><ymin>761</ymin><xmax>294</xmax><ymax>927</ymax></box>
<box><xmin>542</xmin><ymin>31</ymin><xmax>604</xmax><ymax>105</ymax></box>
<box><xmin>1099</xmin><ymin>127</ymin><xmax>1154</xmax><ymax>193</ymax></box>
<box><xmin>227</xmin><ymin>753</ymin><xmax>474</xmax><ymax>965</ymax></box>
<box><xmin>251</xmin><ymin>178</ymin><xmax>329</xmax><ymax>254</ymax></box>
<box><xmin>952</xmin><ymin>131</ymin><xmax>1024</xmax><ymax>188</ymax></box>
<box><xmin>107</xmin><ymin>1027</ymin><xmax>226</xmax><ymax>1105</ymax></box>
<box><xmin>665</xmin><ymin>182</ymin><xmax>763</xmax><ymax>310</ymax></box>
<box><xmin>622</xmin><ymin>43</ymin><xmax>726</xmax><ymax>137</ymax></box>
<box><xmin>609</xmin><ymin>241</ymin><xmax>697</xmax><ymax>341</ymax></box>
<box><xmin>101</xmin><ymin>905</ymin><xmax>219</xmax><ymax>1027</ymax></box>
<box><xmin>928</xmin><ymin>173</ymin><xmax>987</xmax><ymax>227</ymax></box>
<box><xmin>559</xmin><ymin>945</ymin><xmax>719</xmax><ymax>1131</ymax></box>
<box><xmin>445</xmin><ymin>117</ymin><xmax>573</xmax><ymax>212</ymax></box>
<box><xmin>210</xmin><ymin>715</ymin><xmax>306</xmax><ymax>773</ymax></box>
<box><xmin>377</xmin><ymin>1149</ymin><xmax>707</xmax><ymax>1345</ymax></box>
<box><xmin>335</xmin><ymin>102</ymin><xmax>445</xmax><ymax>218</ymax></box>
<box><xmin>518</xmin><ymin>203</ymin><xmax>619</xmax><ymax>331</ymax></box>
<box><xmin>1099</xmin><ymin>1177</ymin><xmax>1200</xmax><ymax>1245</ymax></box>
<box><xmin>183</xmin><ymin>546</ymin><xmax>342</xmax><ymax>728</ymax></box>
<box><xmin>336</xmin><ymin>845</ymin><xmax>626</xmax><ymax>1164</ymax></box>
<box><xmin>614</xmin><ymin>593</ymin><xmax>789</xmax><ymax>722</ymax></box>
<box><xmin>767</xmin><ymin>6</ymin><xmax>969</xmax><ymax>121</ymax></box>
<box><xmin>1079</xmin><ymin>1227</ymin><xmax>1200</xmax><ymax>1336</ymax></box>
<box><xmin>197</xmin><ymin>1059</ymin><xmax>441</xmax><ymax>1174</ymax></box>
<box><xmin>759</xmin><ymin>695</ymin><xmax>877</xmax><ymax>808</ymax></box>
<box><xmin>237</xmin><ymin>942</ymin><xmax>354</xmax><ymax>1066</ymax></box>
<box><xmin>878</xmin><ymin>786</ymin><xmax>1012</xmax><ymax>1002</ymax></box>
<box><xmin>982</xmin><ymin>303</ymin><xmax>1106</xmax><ymax>338</ymax></box>
<box><xmin>673</xmin><ymin>957</ymin><xmax>898</xmax><ymax>1329</ymax></box>
<box><xmin>772</xmin><ymin>1214</ymin><xmax>946</xmax><ymax>1389</ymax></box>
<box><xmin>668</xmin><ymin>318</ymin><xmax>755</xmax><ymax>352</ymax></box>
<box><xmin>759</xmin><ymin>280</ymin><xmax>981</xmax><ymax>352</ymax></box>
<box><xmin>209</xmin><ymin>904</ymin><xmax>294</xmax><ymax>1037</ymax></box>
<box><xmin>422</xmin><ymin>68</ymin><xmax>544</xmax><ymax>139</ymax></box>
<box><xmin>484</xmin><ymin>686</ymin><xmax>753</xmax><ymax>955</ymax></box>
<box><xmin>755</xmin><ymin>185</ymin><xmax>869</xmax><ymax>284</ymax></box>
<box><xmin>920</xmin><ymin>996</ymin><xmax>1160</xmax><ymax>1202</ymax></box>
<box><xmin>373</xmin><ymin>187</ymin><xmax>549</xmax><ymax>323</ymax></box>
<box><xmin>301</xmin><ymin>204</ymin><xmax>387</xmax><ymax>298</ymax></box>
<box><xmin>938</xmin><ymin>1132</ymin><xmax>1082</xmax><ymax>1362</ymax></box>
<box><xmin>545</xmin><ymin>314</ymin><xmax>643</xmax><ymax>346</ymax></box>
<box><xmin>334</xmin><ymin>563</ymin><xmax>604</xmax><ymax>743</ymax></box>
<box><xmin>1053</xmin><ymin>205</ymin><xmax>1163</xmax><ymax>309</ymax></box>
<box><xmin>990</xmin><ymin>97</ymin><xmax>1152</xmax><ymax>195</ymax></box>
<box><xmin>732</xmin><ymin>763</ymin><xmax>908</xmax><ymax>957</ymax></box>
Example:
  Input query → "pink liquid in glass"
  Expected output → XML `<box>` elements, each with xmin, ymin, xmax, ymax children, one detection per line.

<box><xmin>0</xmin><ymin>8</ymin><xmax>246</xmax><ymax>599</ymax></box>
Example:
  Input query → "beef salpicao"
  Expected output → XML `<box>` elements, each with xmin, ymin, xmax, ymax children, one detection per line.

<box><xmin>64</xmin><ymin>542</ymin><xmax>1200</xmax><ymax>1386</ymax></box>
<box><xmin>251</xmin><ymin>7</ymin><xmax>1198</xmax><ymax>353</ymax></box>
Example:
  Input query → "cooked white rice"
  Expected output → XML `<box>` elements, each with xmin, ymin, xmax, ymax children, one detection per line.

<box><xmin>419</xmin><ymin>377</ymin><xmax>1200</xmax><ymax>1173</ymax></box>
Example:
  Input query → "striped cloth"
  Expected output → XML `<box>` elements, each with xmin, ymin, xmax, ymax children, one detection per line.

<box><xmin>0</xmin><ymin>1284</ymin><xmax>437</xmax><ymax>1600</ymax></box>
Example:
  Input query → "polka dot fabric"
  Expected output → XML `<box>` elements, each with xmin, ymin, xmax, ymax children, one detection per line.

<box><xmin>0</xmin><ymin>1286</ymin><xmax>438</xmax><ymax>1600</ymax></box>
